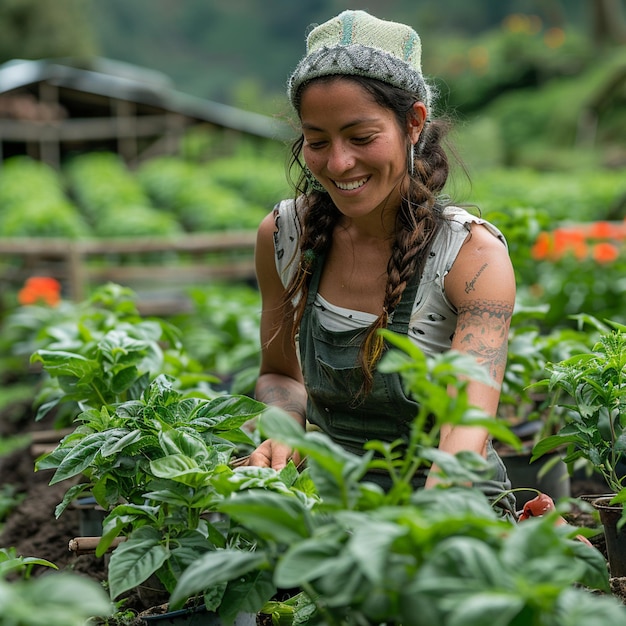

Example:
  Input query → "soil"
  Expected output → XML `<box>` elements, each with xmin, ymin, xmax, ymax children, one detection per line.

<box><xmin>1</xmin><ymin>398</ymin><xmax>625</xmax><ymax>624</ymax></box>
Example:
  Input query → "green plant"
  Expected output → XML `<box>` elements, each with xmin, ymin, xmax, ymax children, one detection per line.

<box><xmin>169</xmin><ymin>334</ymin><xmax>622</xmax><ymax>625</ymax></box>
<box><xmin>0</xmin><ymin>547</ymin><xmax>113</xmax><ymax>625</ymax></box>
<box><xmin>172</xmin><ymin>283</ymin><xmax>262</xmax><ymax>393</ymax></box>
<box><xmin>0</xmin><ymin>156</ymin><xmax>90</xmax><ymax>238</ymax></box>
<box><xmin>0</xmin><ymin>546</ymin><xmax>57</xmax><ymax>579</ymax></box>
<box><xmin>25</xmin><ymin>283</ymin><xmax>213</xmax><ymax>424</ymax></box>
<box><xmin>532</xmin><ymin>317</ymin><xmax>626</xmax><ymax>493</ymax></box>
<box><xmin>37</xmin><ymin>374</ymin><xmax>265</xmax><ymax>610</ymax></box>
<box><xmin>498</xmin><ymin>307</ymin><xmax>598</xmax><ymax>443</ymax></box>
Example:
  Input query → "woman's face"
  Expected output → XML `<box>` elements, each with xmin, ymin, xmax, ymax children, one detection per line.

<box><xmin>299</xmin><ymin>78</ymin><xmax>423</xmax><ymax>225</ymax></box>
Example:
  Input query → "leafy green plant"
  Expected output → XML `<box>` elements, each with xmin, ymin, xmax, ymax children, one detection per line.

<box><xmin>0</xmin><ymin>546</ymin><xmax>57</xmax><ymax>579</ymax></box>
<box><xmin>64</xmin><ymin>152</ymin><xmax>182</xmax><ymax>237</ymax></box>
<box><xmin>169</xmin><ymin>335</ymin><xmax>621</xmax><ymax>625</ymax></box>
<box><xmin>172</xmin><ymin>283</ymin><xmax>262</xmax><ymax>393</ymax></box>
<box><xmin>25</xmin><ymin>283</ymin><xmax>212</xmax><ymax>424</ymax></box>
<box><xmin>0</xmin><ymin>546</ymin><xmax>113</xmax><ymax>626</ymax></box>
<box><xmin>532</xmin><ymin>318</ymin><xmax>626</xmax><ymax>493</ymax></box>
<box><xmin>36</xmin><ymin>374</ymin><xmax>265</xmax><ymax>611</ymax></box>
<box><xmin>498</xmin><ymin>307</ymin><xmax>598</xmax><ymax>442</ymax></box>
<box><xmin>0</xmin><ymin>156</ymin><xmax>90</xmax><ymax>238</ymax></box>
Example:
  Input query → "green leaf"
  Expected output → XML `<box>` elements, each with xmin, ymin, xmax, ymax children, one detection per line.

<box><xmin>111</xmin><ymin>366</ymin><xmax>140</xmax><ymax>394</ymax></box>
<box><xmin>195</xmin><ymin>395</ymin><xmax>267</xmax><ymax>425</ymax></box>
<box><xmin>54</xmin><ymin>483</ymin><xmax>90</xmax><ymax>518</ymax></box>
<box><xmin>100</xmin><ymin>428</ymin><xmax>141</xmax><ymax>457</ymax></box>
<box><xmin>170</xmin><ymin>549</ymin><xmax>268</xmax><ymax>609</ymax></box>
<box><xmin>347</xmin><ymin>518</ymin><xmax>406</xmax><ymax>584</ymax></box>
<box><xmin>149</xmin><ymin>454</ymin><xmax>206</xmax><ymax>487</ymax></box>
<box><xmin>447</xmin><ymin>592</ymin><xmax>524</xmax><ymax>626</ymax></box>
<box><xmin>49</xmin><ymin>431</ymin><xmax>116</xmax><ymax>484</ymax></box>
<box><xmin>219</xmin><ymin>490</ymin><xmax>310</xmax><ymax>542</ymax></box>
<box><xmin>158</xmin><ymin>429</ymin><xmax>210</xmax><ymax>461</ymax></box>
<box><xmin>531</xmin><ymin>433</ymin><xmax>581</xmax><ymax>461</ymax></box>
<box><xmin>31</xmin><ymin>350</ymin><xmax>97</xmax><ymax>380</ymax></box>
<box><xmin>107</xmin><ymin>526</ymin><xmax>169</xmax><ymax>599</ymax></box>
<box><xmin>220</xmin><ymin>570</ymin><xmax>276</xmax><ymax>620</ymax></box>
<box><xmin>274</xmin><ymin>537</ymin><xmax>344</xmax><ymax>587</ymax></box>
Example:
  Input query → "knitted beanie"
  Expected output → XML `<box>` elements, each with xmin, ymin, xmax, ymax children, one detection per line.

<box><xmin>288</xmin><ymin>10</ymin><xmax>432</xmax><ymax>114</ymax></box>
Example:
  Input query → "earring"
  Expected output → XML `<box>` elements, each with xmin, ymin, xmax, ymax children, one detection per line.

<box><xmin>408</xmin><ymin>143</ymin><xmax>415</xmax><ymax>177</ymax></box>
<box><xmin>304</xmin><ymin>167</ymin><xmax>327</xmax><ymax>193</ymax></box>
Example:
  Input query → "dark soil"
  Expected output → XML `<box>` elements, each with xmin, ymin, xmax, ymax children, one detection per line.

<box><xmin>1</xmin><ymin>398</ymin><xmax>625</xmax><ymax>624</ymax></box>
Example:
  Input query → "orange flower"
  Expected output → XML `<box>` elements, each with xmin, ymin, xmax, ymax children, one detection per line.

<box><xmin>592</xmin><ymin>242</ymin><xmax>620</xmax><ymax>264</ymax></box>
<box><xmin>589</xmin><ymin>221</ymin><xmax>613</xmax><ymax>239</ymax></box>
<box><xmin>552</xmin><ymin>228</ymin><xmax>587</xmax><ymax>260</ymax></box>
<box><xmin>17</xmin><ymin>276</ymin><xmax>62</xmax><ymax>307</ymax></box>
<box><xmin>531</xmin><ymin>231</ymin><xmax>552</xmax><ymax>260</ymax></box>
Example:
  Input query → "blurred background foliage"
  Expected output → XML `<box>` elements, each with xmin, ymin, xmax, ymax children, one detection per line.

<box><xmin>0</xmin><ymin>0</ymin><xmax>624</xmax><ymax>172</ymax></box>
<box><xmin>0</xmin><ymin>0</ymin><xmax>625</xmax><ymax>330</ymax></box>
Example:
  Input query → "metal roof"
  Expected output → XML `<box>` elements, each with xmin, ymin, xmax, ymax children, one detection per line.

<box><xmin>0</xmin><ymin>57</ymin><xmax>293</xmax><ymax>141</ymax></box>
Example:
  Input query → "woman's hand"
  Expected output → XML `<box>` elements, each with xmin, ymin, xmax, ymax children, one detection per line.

<box><xmin>248</xmin><ymin>439</ymin><xmax>301</xmax><ymax>471</ymax></box>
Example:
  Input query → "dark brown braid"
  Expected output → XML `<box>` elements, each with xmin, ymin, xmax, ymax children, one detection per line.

<box><xmin>280</xmin><ymin>76</ymin><xmax>453</xmax><ymax>395</ymax></box>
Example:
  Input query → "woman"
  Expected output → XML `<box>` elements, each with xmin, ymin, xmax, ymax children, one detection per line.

<box><xmin>248</xmin><ymin>10</ymin><xmax>515</xmax><ymax>514</ymax></box>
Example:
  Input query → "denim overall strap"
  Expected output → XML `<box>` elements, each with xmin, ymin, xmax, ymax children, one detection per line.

<box><xmin>299</xmin><ymin>248</ymin><xmax>516</xmax><ymax>514</ymax></box>
<box><xmin>299</xmin><ymin>250</ymin><xmax>423</xmax><ymax>485</ymax></box>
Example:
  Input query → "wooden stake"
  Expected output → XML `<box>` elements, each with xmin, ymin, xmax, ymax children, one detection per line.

<box><xmin>68</xmin><ymin>536</ymin><xmax>125</xmax><ymax>555</ymax></box>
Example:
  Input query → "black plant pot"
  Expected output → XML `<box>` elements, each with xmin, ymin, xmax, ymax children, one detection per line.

<box><xmin>141</xmin><ymin>606</ymin><xmax>257</xmax><ymax>626</ymax></box>
<box><xmin>593</xmin><ymin>496</ymin><xmax>626</xmax><ymax>578</ymax></box>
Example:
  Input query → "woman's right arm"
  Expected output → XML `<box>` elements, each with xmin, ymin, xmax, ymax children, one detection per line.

<box><xmin>248</xmin><ymin>211</ymin><xmax>307</xmax><ymax>470</ymax></box>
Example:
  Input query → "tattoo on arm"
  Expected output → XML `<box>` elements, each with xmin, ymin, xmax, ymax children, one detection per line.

<box><xmin>256</xmin><ymin>381</ymin><xmax>307</xmax><ymax>424</ymax></box>
<box><xmin>455</xmin><ymin>299</ymin><xmax>513</xmax><ymax>380</ymax></box>
<box><xmin>464</xmin><ymin>263</ymin><xmax>488</xmax><ymax>294</ymax></box>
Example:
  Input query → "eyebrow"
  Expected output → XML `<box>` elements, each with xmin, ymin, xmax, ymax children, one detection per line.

<box><xmin>301</xmin><ymin>118</ymin><xmax>380</xmax><ymax>132</ymax></box>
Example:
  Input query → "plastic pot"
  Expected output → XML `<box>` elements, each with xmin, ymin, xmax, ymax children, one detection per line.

<box><xmin>140</xmin><ymin>606</ymin><xmax>256</xmax><ymax>626</ymax></box>
<box><xmin>592</xmin><ymin>495</ymin><xmax>626</xmax><ymax>578</ymax></box>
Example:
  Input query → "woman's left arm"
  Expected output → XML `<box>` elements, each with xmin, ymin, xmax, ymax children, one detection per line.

<box><xmin>425</xmin><ymin>223</ymin><xmax>515</xmax><ymax>487</ymax></box>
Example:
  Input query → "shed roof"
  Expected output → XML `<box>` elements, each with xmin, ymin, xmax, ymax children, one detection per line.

<box><xmin>0</xmin><ymin>57</ymin><xmax>292</xmax><ymax>141</ymax></box>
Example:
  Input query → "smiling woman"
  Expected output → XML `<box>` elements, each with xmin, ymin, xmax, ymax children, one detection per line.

<box><xmin>247</xmin><ymin>9</ymin><xmax>516</xmax><ymax>515</ymax></box>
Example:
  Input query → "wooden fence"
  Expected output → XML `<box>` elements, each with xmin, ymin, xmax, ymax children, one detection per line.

<box><xmin>0</xmin><ymin>232</ymin><xmax>258</xmax><ymax>315</ymax></box>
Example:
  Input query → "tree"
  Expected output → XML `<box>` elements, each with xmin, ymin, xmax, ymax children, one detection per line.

<box><xmin>589</xmin><ymin>0</ymin><xmax>626</xmax><ymax>45</ymax></box>
<box><xmin>0</xmin><ymin>0</ymin><xmax>96</xmax><ymax>64</ymax></box>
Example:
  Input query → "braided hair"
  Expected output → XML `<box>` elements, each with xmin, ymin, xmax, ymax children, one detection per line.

<box><xmin>282</xmin><ymin>75</ymin><xmax>452</xmax><ymax>395</ymax></box>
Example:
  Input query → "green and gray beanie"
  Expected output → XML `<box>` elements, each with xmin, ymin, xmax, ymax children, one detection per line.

<box><xmin>288</xmin><ymin>10</ymin><xmax>433</xmax><ymax>115</ymax></box>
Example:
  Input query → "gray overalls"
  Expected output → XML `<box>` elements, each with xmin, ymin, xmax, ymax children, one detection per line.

<box><xmin>298</xmin><ymin>250</ymin><xmax>515</xmax><ymax>516</ymax></box>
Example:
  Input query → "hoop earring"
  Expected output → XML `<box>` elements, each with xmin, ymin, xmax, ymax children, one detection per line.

<box><xmin>304</xmin><ymin>167</ymin><xmax>327</xmax><ymax>193</ymax></box>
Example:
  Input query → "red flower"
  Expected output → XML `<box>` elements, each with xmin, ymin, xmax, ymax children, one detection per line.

<box><xmin>17</xmin><ymin>276</ymin><xmax>62</xmax><ymax>307</ymax></box>
<box><xmin>592</xmin><ymin>242</ymin><xmax>620</xmax><ymax>264</ymax></box>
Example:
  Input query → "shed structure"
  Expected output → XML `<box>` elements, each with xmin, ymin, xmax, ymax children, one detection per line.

<box><xmin>0</xmin><ymin>57</ymin><xmax>291</xmax><ymax>169</ymax></box>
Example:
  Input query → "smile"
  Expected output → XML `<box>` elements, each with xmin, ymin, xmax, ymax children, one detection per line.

<box><xmin>333</xmin><ymin>177</ymin><xmax>369</xmax><ymax>191</ymax></box>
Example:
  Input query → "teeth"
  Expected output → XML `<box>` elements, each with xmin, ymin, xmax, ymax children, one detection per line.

<box><xmin>334</xmin><ymin>177</ymin><xmax>368</xmax><ymax>191</ymax></box>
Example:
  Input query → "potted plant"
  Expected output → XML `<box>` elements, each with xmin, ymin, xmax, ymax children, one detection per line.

<box><xmin>169</xmin><ymin>333</ymin><xmax>624</xmax><ymax>625</ymax></box>
<box><xmin>531</xmin><ymin>317</ymin><xmax>626</xmax><ymax>577</ymax></box>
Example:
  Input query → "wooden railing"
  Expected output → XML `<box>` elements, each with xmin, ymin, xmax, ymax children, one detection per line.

<box><xmin>0</xmin><ymin>231</ymin><xmax>258</xmax><ymax>315</ymax></box>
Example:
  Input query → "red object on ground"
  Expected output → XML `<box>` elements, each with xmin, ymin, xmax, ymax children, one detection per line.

<box><xmin>518</xmin><ymin>493</ymin><xmax>594</xmax><ymax>547</ymax></box>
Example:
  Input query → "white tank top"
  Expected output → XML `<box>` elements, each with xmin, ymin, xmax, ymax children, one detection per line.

<box><xmin>272</xmin><ymin>198</ymin><xmax>508</xmax><ymax>356</ymax></box>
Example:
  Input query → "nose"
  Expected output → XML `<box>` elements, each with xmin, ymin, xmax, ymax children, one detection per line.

<box><xmin>326</xmin><ymin>141</ymin><xmax>355</xmax><ymax>175</ymax></box>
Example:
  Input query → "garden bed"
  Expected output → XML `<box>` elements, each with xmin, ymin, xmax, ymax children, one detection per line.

<box><xmin>2</xmin><ymin>395</ymin><xmax>625</xmax><ymax>625</ymax></box>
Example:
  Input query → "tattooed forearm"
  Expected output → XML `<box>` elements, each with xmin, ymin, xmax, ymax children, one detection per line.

<box><xmin>255</xmin><ymin>375</ymin><xmax>307</xmax><ymax>425</ymax></box>
<box><xmin>464</xmin><ymin>263</ymin><xmax>488</xmax><ymax>294</ymax></box>
<box><xmin>455</xmin><ymin>299</ymin><xmax>513</xmax><ymax>380</ymax></box>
